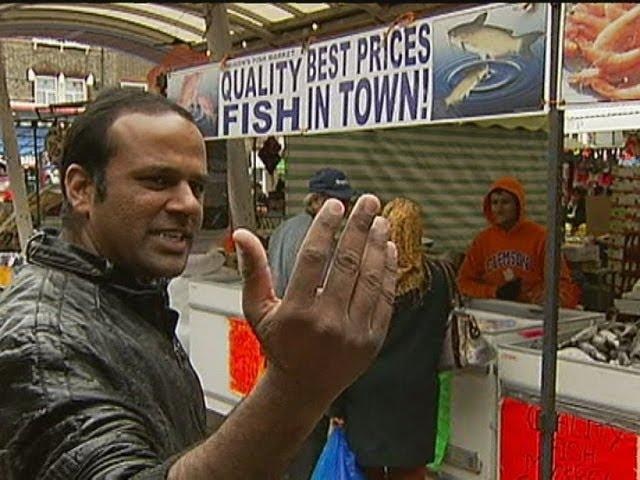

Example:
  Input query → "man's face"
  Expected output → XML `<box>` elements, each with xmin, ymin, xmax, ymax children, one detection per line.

<box><xmin>490</xmin><ymin>190</ymin><xmax>518</xmax><ymax>230</ymax></box>
<box><xmin>85</xmin><ymin>111</ymin><xmax>207</xmax><ymax>280</ymax></box>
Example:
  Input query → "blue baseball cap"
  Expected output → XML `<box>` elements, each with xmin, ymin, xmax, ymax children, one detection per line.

<box><xmin>308</xmin><ymin>168</ymin><xmax>355</xmax><ymax>201</ymax></box>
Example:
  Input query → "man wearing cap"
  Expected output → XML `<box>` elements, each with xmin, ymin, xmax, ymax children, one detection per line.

<box><xmin>267</xmin><ymin>168</ymin><xmax>355</xmax><ymax>480</ymax></box>
<box><xmin>268</xmin><ymin>168</ymin><xmax>355</xmax><ymax>298</ymax></box>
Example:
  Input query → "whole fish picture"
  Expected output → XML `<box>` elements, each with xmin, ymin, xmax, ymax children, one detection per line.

<box><xmin>431</xmin><ymin>4</ymin><xmax>547</xmax><ymax>120</ymax></box>
<box><xmin>444</xmin><ymin>64</ymin><xmax>490</xmax><ymax>107</ymax></box>
<box><xmin>448</xmin><ymin>12</ymin><xmax>543</xmax><ymax>61</ymax></box>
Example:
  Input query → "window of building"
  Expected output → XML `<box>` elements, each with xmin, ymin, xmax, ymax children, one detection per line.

<box><xmin>34</xmin><ymin>76</ymin><xmax>58</xmax><ymax>104</ymax></box>
<box><xmin>64</xmin><ymin>78</ymin><xmax>87</xmax><ymax>102</ymax></box>
<box><xmin>120</xmin><ymin>81</ymin><xmax>148</xmax><ymax>91</ymax></box>
<box><xmin>33</xmin><ymin>75</ymin><xmax>87</xmax><ymax>105</ymax></box>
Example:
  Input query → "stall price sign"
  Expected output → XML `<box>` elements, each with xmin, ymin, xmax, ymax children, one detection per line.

<box><xmin>216</xmin><ymin>2</ymin><xmax>549</xmax><ymax>138</ymax></box>
<box><xmin>500</xmin><ymin>397</ymin><xmax>638</xmax><ymax>479</ymax></box>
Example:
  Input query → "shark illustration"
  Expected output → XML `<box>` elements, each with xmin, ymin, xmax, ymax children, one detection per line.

<box><xmin>448</xmin><ymin>12</ymin><xmax>543</xmax><ymax>60</ymax></box>
<box><xmin>445</xmin><ymin>64</ymin><xmax>490</xmax><ymax>107</ymax></box>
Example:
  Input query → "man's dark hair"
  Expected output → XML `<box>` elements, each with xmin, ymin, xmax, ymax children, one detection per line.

<box><xmin>61</xmin><ymin>88</ymin><xmax>196</xmax><ymax>202</ymax></box>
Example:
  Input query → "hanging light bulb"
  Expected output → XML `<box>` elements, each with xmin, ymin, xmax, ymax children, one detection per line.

<box><xmin>26</xmin><ymin>68</ymin><xmax>35</xmax><ymax>82</ymax></box>
<box><xmin>86</xmin><ymin>73</ymin><xmax>94</xmax><ymax>86</ymax></box>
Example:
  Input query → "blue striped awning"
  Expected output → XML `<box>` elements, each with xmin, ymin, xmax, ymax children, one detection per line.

<box><xmin>0</xmin><ymin>126</ymin><xmax>49</xmax><ymax>159</ymax></box>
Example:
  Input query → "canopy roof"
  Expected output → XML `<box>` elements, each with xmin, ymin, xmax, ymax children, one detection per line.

<box><xmin>0</xmin><ymin>3</ymin><xmax>477</xmax><ymax>62</ymax></box>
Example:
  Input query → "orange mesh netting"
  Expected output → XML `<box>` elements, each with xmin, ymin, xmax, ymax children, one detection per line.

<box><xmin>228</xmin><ymin>317</ymin><xmax>266</xmax><ymax>396</ymax></box>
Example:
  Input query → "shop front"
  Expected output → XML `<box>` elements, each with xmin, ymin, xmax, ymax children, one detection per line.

<box><xmin>179</xmin><ymin>2</ymin><xmax>640</xmax><ymax>479</ymax></box>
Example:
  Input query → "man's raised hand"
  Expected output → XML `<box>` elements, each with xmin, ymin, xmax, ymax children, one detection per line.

<box><xmin>233</xmin><ymin>194</ymin><xmax>397</xmax><ymax>402</ymax></box>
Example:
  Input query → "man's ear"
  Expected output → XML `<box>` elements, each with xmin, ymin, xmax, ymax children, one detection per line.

<box><xmin>64</xmin><ymin>164</ymin><xmax>96</xmax><ymax>217</ymax></box>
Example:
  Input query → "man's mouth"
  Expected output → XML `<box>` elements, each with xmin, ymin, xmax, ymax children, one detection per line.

<box><xmin>152</xmin><ymin>229</ymin><xmax>194</xmax><ymax>248</ymax></box>
<box><xmin>159</xmin><ymin>231</ymin><xmax>189</xmax><ymax>241</ymax></box>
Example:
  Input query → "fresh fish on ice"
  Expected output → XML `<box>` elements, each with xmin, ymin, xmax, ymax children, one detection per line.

<box><xmin>591</xmin><ymin>333</ymin><xmax>608</xmax><ymax>353</ymax></box>
<box><xmin>618</xmin><ymin>350</ymin><xmax>631</xmax><ymax>366</ymax></box>
<box><xmin>578</xmin><ymin>342</ymin><xmax>608</xmax><ymax>362</ymax></box>
<box><xmin>631</xmin><ymin>332</ymin><xmax>640</xmax><ymax>360</ymax></box>
<box><xmin>600</xmin><ymin>329</ymin><xmax>620</xmax><ymax>349</ymax></box>
<box><xmin>558</xmin><ymin>347</ymin><xmax>595</xmax><ymax>363</ymax></box>
<box><xmin>558</xmin><ymin>324</ymin><xmax>597</xmax><ymax>349</ymax></box>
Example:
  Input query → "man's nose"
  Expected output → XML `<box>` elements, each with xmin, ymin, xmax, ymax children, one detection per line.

<box><xmin>166</xmin><ymin>181</ymin><xmax>202</xmax><ymax>216</ymax></box>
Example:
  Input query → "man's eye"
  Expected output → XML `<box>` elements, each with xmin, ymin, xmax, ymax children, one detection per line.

<box><xmin>145</xmin><ymin>177</ymin><xmax>169</xmax><ymax>188</ymax></box>
<box><xmin>190</xmin><ymin>181</ymin><xmax>205</xmax><ymax>196</ymax></box>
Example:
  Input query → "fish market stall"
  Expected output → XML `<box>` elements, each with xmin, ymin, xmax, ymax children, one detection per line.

<box><xmin>180</xmin><ymin>3</ymin><xmax>583</xmax><ymax>479</ymax></box>
<box><xmin>439</xmin><ymin>299</ymin><xmax>604</xmax><ymax>480</ymax></box>
<box><xmin>487</xmin><ymin>2</ymin><xmax>640</xmax><ymax>473</ymax></box>
<box><xmin>498</xmin><ymin>319</ymin><xmax>640</xmax><ymax>479</ymax></box>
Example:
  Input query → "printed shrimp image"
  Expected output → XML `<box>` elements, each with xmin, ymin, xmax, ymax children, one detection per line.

<box><xmin>564</xmin><ymin>3</ymin><xmax>640</xmax><ymax>101</ymax></box>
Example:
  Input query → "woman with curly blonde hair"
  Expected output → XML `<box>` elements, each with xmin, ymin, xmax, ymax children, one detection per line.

<box><xmin>336</xmin><ymin>197</ymin><xmax>454</xmax><ymax>480</ymax></box>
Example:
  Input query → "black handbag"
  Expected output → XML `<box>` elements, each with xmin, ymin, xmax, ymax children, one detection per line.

<box><xmin>434</xmin><ymin>259</ymin><xmax>496</xmax><ymax>371</ymax></box>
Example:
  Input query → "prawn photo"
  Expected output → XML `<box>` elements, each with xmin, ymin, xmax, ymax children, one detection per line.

<box><xmin>564</xmin><ymin>3</ymin><xmax>640</xmax><ymax>101</ymax></box>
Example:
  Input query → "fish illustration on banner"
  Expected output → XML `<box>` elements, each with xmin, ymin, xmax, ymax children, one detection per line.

<box><xmin>448</xmin><ymin>12</ymin><xmax>543</xmax><ymax>60</ymax></box>
<box><xmin>167</xmin><ymin>63</ymin><xmax>220</xmax><ymax>139</ymax></box>
<box><xmin>432</xmin><ymin>3</ymin><xmax>548</xmax><ymax>120</ymax></box>
<box><xmin>444</xmin><ymin>64</ymin><xmax>490</xmax><ymax>106</ymax></box>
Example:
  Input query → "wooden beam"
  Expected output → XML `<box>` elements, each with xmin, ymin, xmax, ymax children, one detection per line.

<box><xmin>352</xmin><ymin>3</ymin><xmax>387</xmax><ymax>23</ymax></box>
<box><xmin>204</xmin><ymin>4</ymin><xmax>256</xmax><ymax>232</ymax></box>
<box><xmin>0</xmin><ymin>41</ymin><xmax>32</xmax><ymax>251</ymax></box>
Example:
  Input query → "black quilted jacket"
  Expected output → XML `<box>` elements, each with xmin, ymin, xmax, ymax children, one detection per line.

<box><xmin>0</xmin><ymin>234</ymin><xmax>206</xmax><ymax>479</ymax></box>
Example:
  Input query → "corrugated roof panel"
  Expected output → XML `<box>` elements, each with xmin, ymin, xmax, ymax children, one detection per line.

<box><xmin>20</xmin><ymin>4</ymin><xmax>202</xmax><ymax>42</ymax></box>
<box><xmin>116</xmin><ymin>3</ymin><xmax>206</xmax><ymax>31</ymax></box>
<box><xmin>286</xmin><ymin>3</ymin><xmax>331</xmax><ymax>14</ymax></box>
<box><xmin>235</xmin><ymin>3</ymin><xmax>295</xmax><ymax>22</ymax></box>
<box><xmin>227</xmin><ymin>9</ymin><xmax>264</xmax><ymax>27</ymax></box>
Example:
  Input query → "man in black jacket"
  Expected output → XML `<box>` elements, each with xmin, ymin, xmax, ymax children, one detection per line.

<box><xmin>0</xmin><ymin>89</ymin><xmax>397</xmax><ymax>479</ymax></box>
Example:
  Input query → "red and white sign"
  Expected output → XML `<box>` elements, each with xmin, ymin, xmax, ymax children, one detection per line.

<box><xmin>500</xmin><ymin>397</ymin><xmax>639</xmax><ymax>479</ymax></box>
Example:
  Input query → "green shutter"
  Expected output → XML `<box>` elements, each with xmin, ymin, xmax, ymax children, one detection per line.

<box><xmin>285</xmin><ymin>123</ymin><xmax>548</xmax><ymax>254</ymax></box>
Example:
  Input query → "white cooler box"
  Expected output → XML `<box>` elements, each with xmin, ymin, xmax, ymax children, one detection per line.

<box><xmin>439</xmin><ymin>300</ymin><xmax>605</xmax><ymax>480</ymax></box>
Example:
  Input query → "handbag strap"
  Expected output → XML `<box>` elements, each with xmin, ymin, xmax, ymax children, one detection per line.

<box><xmin>427</xmin><ymin>257</ymin><xmax>462</xmax><ymax>309</ymax></box>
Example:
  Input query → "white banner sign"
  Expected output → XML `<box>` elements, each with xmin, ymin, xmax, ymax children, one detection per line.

<box><xmin>217</xmin><ymin>3</ymin><xmax>548</xmax><ymax>139</ymax></box>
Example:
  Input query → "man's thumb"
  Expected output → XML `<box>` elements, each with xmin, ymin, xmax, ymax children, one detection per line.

<box><xmin>232</xmin><ymin>229</ymin><xmax>278</xmax><ymax>322</ymax></box>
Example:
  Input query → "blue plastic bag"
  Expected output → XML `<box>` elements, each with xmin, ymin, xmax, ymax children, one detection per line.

<box><xmin>310</xmin><ymin>424</ymin><xmax>366</xmax><ymax>480</ymax></box>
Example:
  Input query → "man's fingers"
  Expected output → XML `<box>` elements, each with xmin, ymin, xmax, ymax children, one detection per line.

<box><xmin>371</xmin><ymin>242</ymin><xmax>397</xmax><ymax>339</ymax></box>
<box><xmin>347</xmin><ymin>216</ymin><xmax>390</xmax><ymax>327</ymax></box>
<box><xmin>233</xmin><ymin>228</ymin><xmax>279</xmax><ymax>325</ymax></box>
<box><xmin>321</xmin><ymin>194</ymin><xmax>380</xmax><ymax>309</ymax></box>
<box><xmin>284</xmin><ymin>199</ymin><xmax>345</xmax><ymax>307</ymax></box>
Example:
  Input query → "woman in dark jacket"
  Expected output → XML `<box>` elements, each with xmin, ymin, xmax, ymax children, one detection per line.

<box><xmin>338</xmin><ymin>197</ymin><xmax>452</xmax><ymax>480</ymax></box>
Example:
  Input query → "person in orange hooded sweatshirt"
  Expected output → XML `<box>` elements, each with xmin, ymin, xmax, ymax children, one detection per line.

<box><xmin>457</xmin><ymin>176</ymin><xmax>580</xmax><ymax>308</ymax></box>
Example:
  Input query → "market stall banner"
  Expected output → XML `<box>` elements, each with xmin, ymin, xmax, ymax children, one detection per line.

<box><xmin>218</xmin><ymin>3</ymin><xmax>548</xmax><ymax>139</ymax></box>
<box><xmin>500</xmin><ymin>397</ymin><xmax>638</xmax><ymax>479</ymax></box>
<box><xmin>561</xmin><ymin>3</ymin><xmax>640</xmax><ymax>105</ymax></box>
<box><xmin>285</xmin><ymin>122</ymin><xmax>548</xmax><ymax>254</ymax></box>
<box><xmin>167</xmin><ymin>63</ymin><xmax>220</xmax><ymax>140</ymax></box>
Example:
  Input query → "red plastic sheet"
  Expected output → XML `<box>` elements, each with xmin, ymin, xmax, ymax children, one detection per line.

<box><xmin>500</xmin><ymin>397</ymin><xmax>638</xmax><ymax>479</ymax></box>
<box><xmin>228</xmin><ymin>317</ymin><xmax>265</xmax><ymax>396</ymax></box>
